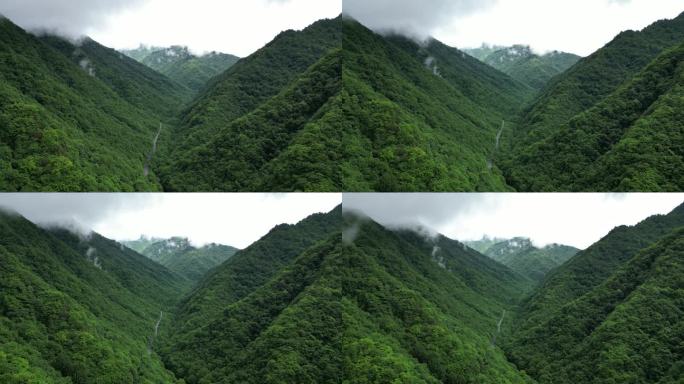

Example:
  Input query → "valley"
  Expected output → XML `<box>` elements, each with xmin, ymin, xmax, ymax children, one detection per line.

<box><xmin>1</xmin><ymin>198</ymin><xmax>681</xmax><ymax>383</ymax></box>
<box><xmin>0</xmin><ymin>10</ymin><xmax>681</xmax><ymax>191</ymax></box>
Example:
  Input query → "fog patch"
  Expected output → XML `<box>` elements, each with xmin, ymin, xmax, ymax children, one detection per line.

<box><xmin>342</xmin><ymin>222</ymin><xmax>360</xmax><ymax>245</ymax></box>
<box><xmin>343</xmin><ymin>0</ymin><xmax>496</xmax><ymax>41</ymax></box>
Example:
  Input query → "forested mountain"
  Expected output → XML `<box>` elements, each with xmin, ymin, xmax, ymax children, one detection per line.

<box><xmin>0</xmin><ymin>18</ymin><xmax>190</xmax><ymax>192</ymax></box>
<box><xmin>338</xmin><ymin>17</ymin><xmax>534</xmax><ymax>191</ymax></box>
<box><xmin>501</xmin><ymin>12</ymin><xmax>684</xmax><ymax>191</ymax></box>
<box><xmin>468</xmin><ymin>237</ymin><xmax>579</xmax><ymax>281</ymax></box>
<box><xmin>159</xmin><ymin>17</ymin><xmax>343</xmax><ymax>191</ymax></box>
<box><xmin>0</xmin><ymin>210</ymin><xmax>189</xmax><ymax>383</ymax></box>
<box><xmin>126</xmin><ymin>45</ymin><xmax>240</xmax><ymax>92</ymax></box>
<box><xmin>160</xmin><ymin>206</ymin><xmax>535</xmax><ymax>383</ymax></box>
<box><xmin>506</xmin><ymin>204</ymin><xmax>684</xmax><ymax>383</ymax></box>
<box><xmin>161</xmin><ymin>206</ymin><xmax>342</xmax><ymax>382</ymax></box>
<box><xmin>123</xmin><ymin>237</ymin><xmax>239</xmax><ymax>282</ymax></box>
<box><xmin>465</xmin><ymin>45</ymin><xmax>581</xmax><ymax>90</ymax></box>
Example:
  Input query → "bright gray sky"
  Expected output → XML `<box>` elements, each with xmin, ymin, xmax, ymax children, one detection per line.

<box><xmin>344</xmin><ymin>0</ymin><xmax>683</xmax><ymax>56</ymax></box>
<box><xmin>343</xmin><ymin>193</ymin><xmax>684</xmax><ymax>249</ymax></box>
<box><xmin>0</xmin><ymin>193</ymin><xmax>341</xmax><ymax>248</ymax></box>
<box><xmin>0</xmin><ymin>0</ymin><xmax>340</xmax><ymax>56</ymax></box>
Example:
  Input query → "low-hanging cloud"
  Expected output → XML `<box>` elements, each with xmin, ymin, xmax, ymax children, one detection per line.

<box><xmin>343</xmin><ymin>193</ymin><xmax>684</xmax><ymax>249</ymax></box>
<box><xmin>343</xmin><ymin>0</ymin><xmax>496</xmax><ymax>39</ymax></box>
<box><xmin>0</xmin><ymin>0</ymin><xmax>146</xmax><ymax>38</ymax></box>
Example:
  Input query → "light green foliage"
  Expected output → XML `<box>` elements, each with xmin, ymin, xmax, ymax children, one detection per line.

<box><xmin>466</xmin><ymin>45</ymin><xmax>580</xmax><ymax>90</ymax></box>
<box><xmin>124</xmin><ymin>237</ymin><xmax>239</xmax><ymax>282</ymax></box>
<box><xmin>137</xmin><ymin>46</ymin><xmax>239</xmax><ymax>92</ymax></box>
<box><xmin>472</xmin><ymin>237</ymin><xmax>579</xmax><ymax>282</ymax></box>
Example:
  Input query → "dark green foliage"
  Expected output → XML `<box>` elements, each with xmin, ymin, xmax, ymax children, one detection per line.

<box><xmin>502</xmin><ymin>12</ymin><xmax>684</xmax><ymax>191</ymax></box>
<box><xmin>0</xmin><ymin>18</ymin><xmax>190</xmax><ymax>191</ymax></box>
<box><xmin>161</xmin><ymin>47</ymin><xmax>342</xmax><ymax>191</ymax></box>
<box><xmin>162</xmin><ymin>206</ymin><xmax>342</xmax><ymax>382</ymax></box>
<box><xmin>138</xmin><ymin>46</ymin><xmax>239</xmax><ymax>92</ymax></box>
<box><xmin>338</xmin><ymin>18</ymin><xmax>533</xmax><ymax>191</ymax></box>
<box><xmin>124</xmin><ymin>237</ymin><xmax>239</xmax><ymax>282</ymax></box>
<box><xmin>511</xmin><ymin>12</ymin><xmax>684</xmax><ymax>147</ymax></box>
<box><xmin>506</xmin><ymin>227</ymin><xmax>684</xmax><ymax>384</ymax></box>
<box><xmin>467</xmin><ymin>45</ymin><xmax>581</xmax><ymax>90</ymax></box>
<box><xmin>511</xmin><ymin>203</ymin><xmax>684</xmax><ymax>347</ymax></box>
<box><xmin>471</xmin><ymin>237</ymin><xmax>579</xmax><ymax>282</ymax></box>
<box><xmin>0</xmin><ymin>210</ymin><xmax>189</xmax><ymax>383</ymax></box>
<box><xmin>166</xmin><ymin>18</ymin><xmax>342</xmax><ymax>155</ymax></box>
<box><xmin>161</xmin><ymin>206</ymin><xmax>536</xmax><ymax>383</ymax></box>
<box><xmin>503</xmin><ymin>42</ymin><xmax>684</xmax><ymax>191</ymax></box>
<box><xmin>339</xmin><ymin>218</ymin><xmax>535</xmax><ymax>383</ymax></box>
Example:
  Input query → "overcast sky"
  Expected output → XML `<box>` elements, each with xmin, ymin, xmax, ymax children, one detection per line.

<box><xmin>343</xmin><ymin>193</ymin><xmax>684</xmax><ymax>249</ymax></box>
<box><xmin>0</xmin><ymin>193</ymin><xmax>341</xmax><ymax>248</ymax></box>
<box><xmin>343</xmin><ymin>0</ymin><xmax>683</xmax><ymax>56</ymax></box>
<box><xmin>0</xmin><ymin>0</ymin><xmax>340</xmax><ymax>56</ymax></box>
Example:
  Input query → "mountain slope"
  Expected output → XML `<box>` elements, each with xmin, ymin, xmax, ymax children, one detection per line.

<box><xmin>139</xmin><ymin>46</ymin><xmax>239</xmax><ymax>92</ymax></box>
<box><xmin>160</xmin><ymin>18</ymin><xmax>343</xmax><ymax>191</ymax></box>
<box><xmin>510</xmin><ymin>12</ymin><xmax>684</xmax><ymax>147</ymax></box>
<box><xmin>0</xmin><ymin>18</ymin><xmax>190</xmax><ymax>191</ymax></box>
<box><xmin>469</xmin><ymin>45</ymin><xmax>580</xmax><ymax>90</ymax></box>
<box><xmin>0</xmin><ymin>211</ymin><xmax>189</xmax><ymax>383</ymax></box>
<box><xmin>161</xmin><ymin>206</ymin><xmax>342</xmax><ymax>382</ymax></box>
<box><xmin>338</xmin><ymin>18</ymin><xmax>534</xmax><ymax>191</ymax></box>
<box><xmin>506</xmin><ymin>227</ymin><xmax>684</xmax><ymax>383</ymax></box>
<box><xmin>161</xmin><ymin>206</ymin><xmax>536</xmax><ymax>383</ymax></box>
<box><xmin>502</xmin><ymin>12</ymin><xmax>684</xmax><ymax>191</ymax></box>
<box><xmin>512</xmin><ymin>203</ymin><xmax>684</xmax><ymax>341</ymax></box>
<box><xmin>124</xmin><ymin>237</ymin><xmax>239</xmax><ymax>282</ymax></box>
<box><xmin>504</xmin><ymin>41</ymin><xmax>684</xmax><ymax>191</ymax></box>
<box><xmin>338</xmin><ymin>218</ymin><xmax>534</xmax><ymax>383</ymax></box>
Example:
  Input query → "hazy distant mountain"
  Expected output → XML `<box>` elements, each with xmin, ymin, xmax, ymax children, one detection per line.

<box><xmin>123</xmin><ymin>236</ymin><xmax>239</xmax><ymax>282</ymax></box>
<box><xmin>123</xmin><ymin>45</ymin><xmax>240</xmax><ymax>91</ymax></box>
<box><xmin>465</xmin><ymin>44</ymin><xmax>581</xmax><ymax>89</ymax></box>
<box><xmin>472</xmin><ymin>237</ymin><xmax>579</xmax><ymax>281</ymax></box>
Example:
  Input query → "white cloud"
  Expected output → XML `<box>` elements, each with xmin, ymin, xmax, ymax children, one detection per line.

<box><xmin>0</xmin><ymin>193</ymin><xmax>341</xmax><ymax>248</ymax></box>
<box><xmin>344</xmin><ymin>0</ymin><xmax>683</xmax><ymax>56</ymax></box>
<box><xmin>343</xmin><ymin>193</ymin><xmax>684</xmax><ymax>249</ymax></box>
<box><xmin>90</xmin><ymin>0</ymin><xmax>340</xmax><ymax>56</ymax></box>
<box><xmin>0</xmin><ymin>0</ymin><xmax>340</xmax><ymax>57</ymax></box>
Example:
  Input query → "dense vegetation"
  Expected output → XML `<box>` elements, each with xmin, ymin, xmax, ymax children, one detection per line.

<box><xmin>158</xmin><ymin>18</ymin><xmax>343</xmax><ymax>191</ymax></box>
<box><xmin>0</xmin><ymin>210</ymin><xmax>189</xmax><ymax>383</ymax></box>
<box><xmin>338</xmin><ymin>18</ymin><xmax>533</xmax><ymax>191</ymax></box>
<box><xmin>501</xmin><ymin>12</ymin><xmax>684</xmax><ymax>191</ymax></box>
<box><xmin>125</xmin><ymin>46</ymin><xmax>239</xmax><ymax>92</ymax></box>
<box><xmin>160</xmin><ymin>206</ymin><xmax>536</xmax><ymax>383</ymax></box>
<box><xmin>506</xmin><ymin>204</ymin><xmax>684</xmax><ymax>383</ymax></box>
<box><xmin>466</xmin><ymin>237</ymin><xmax>579</xmax><ymax>282</ymax></box>
<box><xmin>161</xmin><ymin>206</ymin><xmax>342</xmax><ymax>382</ymax></box>
<box><xmin>123</xmin><ymin>237</ymin><xmax>239</xmax><ymax>282</ymax></box>
<box><xmin>503</xmin><ymin>41</ymin><xmax>684</xmax><ymax>191</ymax></box>
<box><xmin>465</xmin><ymin>45</ymin><xmax>581</xmax><ymax>90</ymax></box>
<box><xmin>2</xmin><ymin>201</ymin><xmax>682</xmax><ymax>382</ymax></box>
<box><xmin>0</xmin><ymin>18</ymin><xmax>190</xmax><ymax>191</ymax></box>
